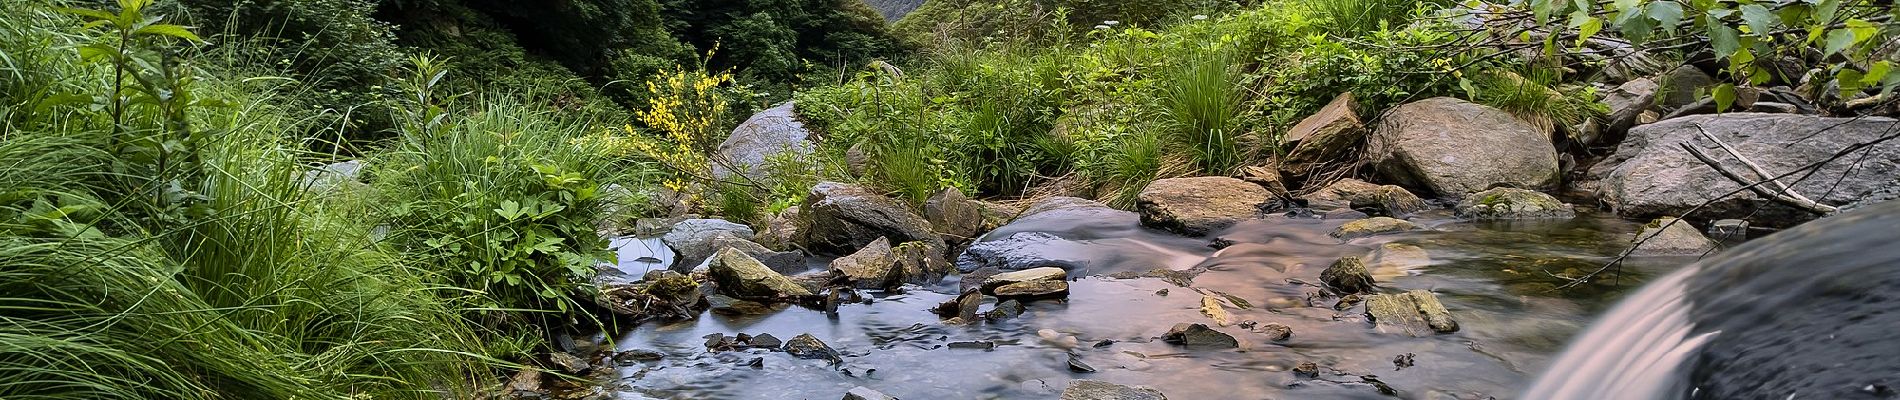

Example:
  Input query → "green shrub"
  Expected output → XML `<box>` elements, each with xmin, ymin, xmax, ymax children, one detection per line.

<box><xmin>1463</xmin><ymin>67</ymin><xmax>1607</xmax><ymax>142</ymax></box>
<box><xmin>1156</xmin><ymin>46</ymin><xmax>1250</xmax><ymax>174</ymax></box>
<box><xmin>373</xmin><ymin>57</ymin><xmax>623</xmax><ymax>318</ymax></box>
<box><xmin>1305</xmin><ymin>0</ymin><xmax>1449</xmax><ymax>35</ymax></box>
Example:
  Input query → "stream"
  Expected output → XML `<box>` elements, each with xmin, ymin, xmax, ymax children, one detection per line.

<box><xmin>595</xmin><ymin>208</ymin><xmax>1694</xmax><ymax>399</ymax></box>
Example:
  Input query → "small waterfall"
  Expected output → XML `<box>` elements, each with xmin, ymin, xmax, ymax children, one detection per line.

<box><xmin>1520</xmin><ymin>267</ymin><xmax>1712</xmax><ymax>400</ymax></box>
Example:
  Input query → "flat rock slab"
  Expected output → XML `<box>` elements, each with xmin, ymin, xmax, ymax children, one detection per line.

<box><xmin>1364</xmin><ymin>290</ymin><xmax>1458</xmax><ymax>337</ymax></box>
<box><xmin>1061</xmin><ymin>380</ymin><xmax>1168</xmax><ymax>400</ymax></box>
<box><xmin>1137</xmin><ymin>176</ymin><xmax>1272</xmax><ymax>236</ymax></box>
<box><xmin>1330</xmin><ymin>217</ymin><xmax>1424</xmax><ymax>239</ymax></box>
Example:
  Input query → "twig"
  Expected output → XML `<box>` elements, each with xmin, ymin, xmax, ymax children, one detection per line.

<box><xmin>1682</xmin><ymin>143</ymin><xmax>1838</xmax><ymax>215</ymax></box>
<box><xmin>1693</xmin><ymin>125</ymin><xmax>1836</xmax><ymax>213</ymax></box>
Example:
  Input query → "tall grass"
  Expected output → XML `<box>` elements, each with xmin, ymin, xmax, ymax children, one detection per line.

<box><xmin>1157</xmin><ymin>47</ymin><xmax>1249</xmax><ymax>175</ymax></box>
<box><xmin>1307</xmin><ymin>0</ymin><xmax>1447</xmax><ymax>35</ymax></box>
<box><xmin>1</xmin><ymin>1</ymin><xmax>489</xmax><ymax>398</ymax></box>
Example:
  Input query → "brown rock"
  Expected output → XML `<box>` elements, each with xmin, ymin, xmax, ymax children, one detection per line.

<box><xmin>1137</xmin><ymin>176</ymin><xmax>1273</xmax><ymax>236</ymax></box>
<box><xmin>1282</xmin><ymin>92</ymin><xmax>1367</xmax><ymax>177</ymax></box>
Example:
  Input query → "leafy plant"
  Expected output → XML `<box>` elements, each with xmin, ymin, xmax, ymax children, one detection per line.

<box><xmin>1463</xmin><ymin>67</ymin><xmax>1607</xmax><ymax>141</ymax></box>
<box><xmin>1157</xmin><ymin>46</ymin><xmax>1250</xmax><ymax>174</ymax></box>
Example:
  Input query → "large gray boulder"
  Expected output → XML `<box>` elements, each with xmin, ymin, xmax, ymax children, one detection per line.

<box><xmin>712</xmin><ymin>102</ymin><xmax>815</xmax><ymax>182</ymax></box>
<box><xmin>1136</xmin><ymin>176</ymin><xmax>1272</xmax><ymax>236</ymax></box>
<box><xmin>803</xmin><ymin>182</ymin><xmax>945</xmax><ymax>257</ymax></box>
<box><xmin>1368</xmin><ymin>97</ymin><xmax>1561</xmax><ymax>197</ymax></box>
<box><xmin>662</xmin><ymin>219</ymin><xmax>803</xmax><ymax>273</ymax></box>
<box><xmin>1593</xmin><ymin>113</ymin><xmax>1900</xmax><ymax>226</ymax></box>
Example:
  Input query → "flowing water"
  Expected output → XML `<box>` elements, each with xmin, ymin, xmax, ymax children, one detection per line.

<box><xmin>598</xmin><ymin>209</ymin><xmax>1695</xmax><ymax>399</ymax></box>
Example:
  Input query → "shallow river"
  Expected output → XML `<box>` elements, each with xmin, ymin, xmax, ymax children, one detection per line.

<box><xmin>599</xmin><ymin>208</ymin><xmax>1692</xmax><ymax>399</ymax></box>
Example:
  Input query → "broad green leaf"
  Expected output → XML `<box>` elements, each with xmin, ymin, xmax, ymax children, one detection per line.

<box><xmin>1847</xmin><ymin>19</ymin><xmax>1879</xmax><ymax>45</ymax></box>
<box><xmin>1709</xmin><ymin>23</ymin><xmax>1742</xmax><ymax>57</ymax></box>
<box><xmin>1533</xmin><ymin>0</ymin><xmax>1555</xmax><ymax>25</ymax></box>
<box><xmin>1712</xmin><ymin>83</ymin><xmax>1737</xmax><ymax>112</ymax></box>
<box><xmin>1647</xmin><ymin>1</ymin><xmax>1685</xmax><ymax>33</ymax></box>
<box><xmin>135</xmin><ymin>24</ymin><xmax>202</xmax><ymax>43</ymax></box>
<box><xmin>1621</xmin><ymin>15</ymin><xmax>1658</xmax><ymax>42</ymax></box>
<box><xmin>1577</xmin><ymin>17</ymin><xmax>1604</xmax><ymax>48</ymax></box>
<box><xmin>1838</xmin><ymin>68</ymin><xmax>1868</xmax><ymax>94</ymax></box>
<box><xmin>1738</xmin><ymin>4</ymin><xmax>1777</xmax><ymax>35</ymax></box>
<box><xmin>1814</xmin><ymin>0</ymin><xmax>1843</xmax><ymax>24</ymax></box>
<box><xmin>1864</xmin><ymin>61</ymin><xmax>1892</xmax><ymax>86</ymax></box>
<box><xmin>54</xmin><ymin>7</ymin><xmax>117</xmax><ymax>22</ymax></box>
<box><xmin>1824</xmin><ymin>28</ymin><xmax>1856</xmax><ymax>56</ymax></box>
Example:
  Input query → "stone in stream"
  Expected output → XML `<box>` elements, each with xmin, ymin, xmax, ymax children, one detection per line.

<box><xmin>547</xmin><ymin>352</ymin><xmax>589</xmax><ymax>373</ymax></box>
<box><xmin>985</xmin><ymin>299</ymin><xmax>1026</xmax><ymax>322</ymax></box>
<box><xmin>843</xmin><ymin>386</ymin><xmax>900</xmax><ymax>400</ymax></box>
<box><xmin>889</xmin><ymin>240</ymin><xmax>953</xmax><ymax>286</ymax></box>
<box><xmin>830</xmin><ymin>237</ymin><xmax>897</xmax><ymax>289</ymax></box>
<box><xmin>955</xmin><ymin>232</ymin><xmax>1090</xmax><ymax>273</ymax></box>
<box><xmin>981</xmin><ymin>267</ymin><xmax>1067</xmax><ymax>292</ymax></box>
<box><xmin>1068</xmin><ymin>355</ymin><xmax>1098</xmax><ymax>373</ymax></box>
<box><xmin>1299</xmin><ymin>178</ymin><xmax>1427</xmax><ymax>217</ymax></box>
<box><xmin>1587</xmin><ymin>113</ymin><xmax>1900</xmax><ymax>227</ymax></box>
<box><xmin>1280</xmin><ymin>92</ymin><xmax>1368</xmax><ymax>178</ymax></box>
<box><xmin>746</xmin><ymin>333</ymin><xmax>783</xmax><ymax>349</ymax></box>
<box><xmin>925</xmin><ymin>187</ymin><xmax>984</xmax><ymax>245</ymax></box>
<box><xmin>947</xmin><ymin>340</ymin><xmax>996</xmax><ymax>350</ymax></box>
<box><xmin>1707</xmin><ymin>219</ymin><xmax>1750</xmax><ymax>245</ymax></box>
<box><xmin>1320</xmin><ymin>256</ymin><xmax>1378</xmax><ymax>295</ymax></box>
<box><xmin>1136</xmin><ymin>176</ymin><xmax>1274</xmax><ymax>236</ymax></box>
<box><xmin>783</xmin><ymin>333</ymin><xmax>842</xmax><ymax>363</ymax></box>
<box><xmin>1368</xmin><ymin>97</ymin><xmax>1561</xmax><ymax>197</ymax></box>
<box><xmin>1261</xmin><ymin>323</ymin><xmax>1294</xmax><ymax>342</ymax></box>
<box><xmin>707</xmin><ymin>294</ymin><xmax>778</xmax><ymax>316</ymax></box>
<box><xmin>1199</xmin><ymin>295</ymin><xmax>1234</xmax><ymax>326</ymax></box>
<box><xmin>1060</xmin><ymin>379</ymin><xmax>1168</xmax><ymax>400</ymax></box>
<box><xmin>1363</xmin><ymin>290</ymin><xmax>1459</xmax><ymax>337</ymax></box>
<box><xmin>1366</xmin><ymin>243</ymin><xmax>1432</xmax><ymax>276</ymax></box>
<box><xmin>613</xmin><ymin>349</ymin><xmax>665</xmax><ymax>364</ymax></box>
<box><xmin>1330</xmin><ymin>217</ymin><xmax>1424</xmax><ymax>239</ymax></box>
<box><xmin>661</xmin><ymin>218</ymin><xmax>755</xmax><ymax>270</ymax></box>
<box><xmin>1630</xmin><ymin>217</ymin><xmax>1718</xmax><ymax>256</ymax></box>
<box><xmin>707</xmin><ymin>248</ymin><xmax>813</xmax><ymax>299</ymax></box>
<box><xmin>803</xmin><ymin>182</ymin><xmax>946</xmax><ymax>257</ymax></box>
<box><xmin>992</xmin><ymin>280</ymin><xmax>1069</xmax><ymax>298</ymax></box>
<box><xmin>1162</xmin><ymin>323</ymin><xmax>1239</xmax><ymax>349</ymax></box>
<box><xmin>1453</xmin><ymin>187</ymin><xmax>1577</xmax><ymax>220</ymax></box>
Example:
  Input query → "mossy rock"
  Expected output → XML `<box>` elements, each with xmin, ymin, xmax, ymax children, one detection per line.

<box><xmin>1454</xmin><ymin>187</ymin><xmax>1576</xmax><ymax>220</ymax></box>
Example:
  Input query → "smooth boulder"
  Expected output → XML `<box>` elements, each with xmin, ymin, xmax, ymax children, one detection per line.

<box><xmin>662</xmin><ymin>219</ymin><xmax>757</xmax><ymax>270</ymax></box>
<box><xmin>1137</xmin><ymin>177</ymin><xmax>1272</xmax><ymax>236</ymax></box>
<box><xmin>803</xmin><ymin>182</ymin><xmax>945</xmax><ymax>256</ymax></box>
<box><xmin>712</xmin><ymin>102</ymin><xmax>814</xmax><ymax>181</ymax></box>
<box><xmin>1630</xmin><ymin>217</ymin><xmax>1718</xmax><ymax>256</ymax></box>
<box><xmin>1364</xmin><ymin>290</ymin><xmax>1458</xmax><ymax>337</ymax></box>
<box><xmin>1299</xmin><ymin>178</ymin><xmax>1426</xmax><ymax>217</ymax></box>
<box><xmin>1368</xmin><ymin>97</ymin><xmax>1561</xmax><ymax>196</ymax></box>
<box><xmin>1592</xmin><ymin>113</ymin><xmax>1900</xmax><ymax>226</ymax></box>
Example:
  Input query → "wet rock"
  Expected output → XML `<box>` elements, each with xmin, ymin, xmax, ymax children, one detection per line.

<box><xmin>707</xmin><ymin>294</ymin><xmax>776</xmax><ymax>316</ymax></box>
<box><xmin>783</xmin><ymin>333</ymin><xmax>842</xmax><ymax>362</ymax></box>
<box><xmin>703</xmin><ymin>333</ymin><xmax>742</xmax><ymax>352</ymax></box>
<box><xmin>1453</xmin><ymin>187</ymin><xmax>1576</xmax><ymax>220</ymax></box>
<box><xmin>889</xmin><ymin>240</ymin><xmax>953</xmax><ymax>286</ymax></box>
<box><xmin>1330</xmin><ymin>217</ymin><xmax>1424</xmax><ymax>239</ymax></box>
<box><xmin>756</xmin><ymin>206</ymin><xmax>803</xmax><ymax>251</ymax></box>
<box><xmin>1068</xmin><ymin>355</ymin><xmax>1098</xmax><ymax>373</ymax></box>
<box><xmin>985</xmin><ymin>299</ymin><xmax>1026</xmax><ymax>321</ymax></box>
<box><xmin>993</xmin><ymin>280</ymin><xmax>1070</xmax><ymax>298</ymax></box>
<box><xmin>830</xmin><ymin>237</ymin><xmax>897</xmax><ymax>288</ymax></box>
<box><xmin>1200</xmin><ymin>295</ymin><xmax>1234</xmax><ymax>326</ymax></box>
<box><xmin>690</xmin><ymin>231</ymin><xmax>806</xmax><ymax>274</ymax></box>
<box><xmin>594</xmin><ymin>270</ymin><xmax>705</xmax><ymax>320</ymax></box>
<box><xmin>925</xmin><ymin>188</ymin><xmax>984</xmax><ymax>244</ymax></box>
<box><xmin>1630</xmin><ymin>217</ymin><xmax>1718</xmax><ymax>256</ymax></box>
<box><xmin>747</xmin><ymin>333</ymin><xmax>783</xmax><ymax>349</ymax></box>
<box><xmin>1368</xmin><ymin>97</ymin><xmax>1561</xmax><ymax>196</ymax></box>
<box><xmin>1162</xmin><ymin>323</ymin><xmax>1239</xmax><ymax>349</ymax></box>
<box><xmin>1321</xmin><ymin>256</ymin><xmax>1377</xmax><ymax>294</ymax></box>
<box><xmin>1300</xmin><ymin>178</ymin><xmax>1427</xmax><ymax>217</ymax></box>
<box><xmin>1261</xmin><ymin>323</ymin><xmax>1293</xmax><ymax>342</ymax></box>
<box><xmin>1591</xmin><ymin>113</ymin><xmax>1900</xmax><ymax>226</ymax></box>
<box><xmin>712</xmin><ymin>102</ymin><xmax>814</xmax><ymax>182</ymax></box>
<box><xmin>1281</xmin><ymin>92</ymin><xmax>1368</xmax><ymax>178</ymax></box>
<box><xmin>1393</xmin><ymin>353</ymin><xmax>1416</xmax><ymax>370</ymax></box>
<box><xmin>937</xmin><ymin>291</ymin><xmax>984</xmax><ymax>321</ymax></box>
<box><xmin>1292</xmin><ymin>362</ymin><xmax>1320</xmax><ymax>379</ymax></box>
<box><xmin>804</xmin><ymin>182</ymin><xmax>945</xmax><ymax>257</ymax></box>
<box><xmin>707</xmin><ymin>248</ymin><xmax>814</xmax><ymax>299</ymax></box>
<box><xmin>1333</xmin><ymin>294</ymin><xmax>1364</xmax><ymax>311</ymax></box>
<box><xmin>981</xmin><ymin>267</ymin><xmax>1067</xmax><ymax>293</ymax></box>
<box><xmin>613</xmin><ymin>349</ymin><xmax>666</xmax><ymax>364</ymax></box>
<box><xmin>947</xmin><ymin>340</ymin><xmax>996</xmax><ymax>350</ymax></box>
<box><xmin>1137</xmin><ymin>176</ymin><xmax>1273</xmax><ymax>236</ymax></box>
<box><xmin>662</xmin><ymin>219</ymin><xmax>762</xmax><ymax>271</ymax></box>
<box><xmin>1364</xmin><ymin>290</ymin><xmax>1459</xmax><ymax>337</ymax></box>
<box><xmin>1060</xmin><ymin>379</ymin><xmax>1167</xmax><ymax>400</ymax></box>
<box><xmin>1366</xmin><ymin>243</ymin><xmax>1432</xmax><ymax>276</ymax></box>
<box><xmin>547</xmin><ymin>352</ymin><xmax>589</xmax><ymax>373</ymax></box>
<box><xmin>955</xmin><ymin>232</ymin><xmax>1089</xmax><ymax>273</ymax></box>
<box><xmin>843</xmin><ymin>386</ymin><xmax>899</xmax><ymax>400</ymax></box>
<box><xmin>959</xmin><ymin>267</ymin><xmax>1002</xmax><ymax>295</ymax></box>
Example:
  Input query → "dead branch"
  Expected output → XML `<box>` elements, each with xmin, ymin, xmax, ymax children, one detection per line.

<box><xmin>1693</xmin><ymin>125</ymin><xmax>1837</xmax><ymax>213</ymax></box>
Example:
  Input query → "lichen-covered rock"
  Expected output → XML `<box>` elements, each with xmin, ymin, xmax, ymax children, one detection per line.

<box><xmin>1281</xmin><ymin>92</ymin><xmax>1367</xmax><ymax>178</ymax></box>
<box><xmin>1060</xmin><ymin>380</ymin><xmax>1168</xmax><ymax>400</ymax></box>
<box><xmin>1364</xmin><ymin>290</ymin><xmax>1458</xmax><ymax>337</ymax></box>
<box><xmin>1369</xmin><ymin>97</ymin><xmax>1561</xmax><ymax>197</ymax></box>
<box><xmin>1137</xmin><ymin>176</ymin><xmax>1273</xmax><ymax>236</ymax></box>
<box><xmin>1299</xmin><ymin>178</ymin><xmax>1426</xmax><ymax>217</ymax></box>
<box><xmin>1630</xmin><ymin>217</ymin><xmax>1718</xmax><ymax>256</ymax></box>
<box><xmin>1330</xmin><ymin>217</ymin><xmax>1424</xmax><ymax>239</ymax></box>
<box><xmin>1162</xmin><ymin>323</ymin><xmax>1238</xmax><ymax>349</ymax></box>
<box><xmin>1320</xmin><ymin>256</ymin><xmax>1377</xmax><ymax>294</ymax></box>
<box><xmin>981</xmin><ymin>267</ymin><xmax>1067</xmax><ymax>294</ymax></box>
<box><xmin>707</xmin><ymin>248</ymin><xmax>813</xmax><ymax>299</ymax></box>
<box><xmin>804</xmin><ymin>182</ymin><xmax>945</xmax><ymax>257</ymax></box>
<box><xmin>1454</xmin><ymin>187</ymin><xmax>1576</xmax><ymax>220</ymax></box>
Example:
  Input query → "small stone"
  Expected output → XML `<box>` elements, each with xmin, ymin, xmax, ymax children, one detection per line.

<box><xmin>1631</xmin><ymin>217</ymin><xmax>1719</xmax><ymax>256</ymax></box>
<box><xmin>1060</xmin><ymin>379</ymin><xmax>1168</xmax><ymax>400</ymax></box>
<box><xmin>506</xmin><ymin>366</ymin><xmax>544</xmax><ymax>394</ymax></box>
<box><xmin>1208</xmin><ymin>237</ymin><xmax>1238</xmax><ymax>249</ymax></box>
<box><xmin>844</xmin><ymin>386</ymin><xmax>900</xmax><ymax>400</ymax></box>
<box><xmin>993</xmin><ymin>280</ymin><xmax>1070</xmax><ymax>298</ymax></box>
<box><xmin>746</xmin><ymin>357</ymin><xmax>764</xmax><ymax>369</ymax></box>
<box><xmin>981</xmin><ymin>267</ymin><xmax>1067</xmax><ymax>291</ymax></box>
<box><xmin>985</xmin><ymin>299</ymin><xmax>1026</xmax><ymax>321</ymax></box>
<box><xmin>1261</xmin><ymin>323</ymin><xmax>1293</xmax><ymax>342</ymax></box>
<box><xmin>1092</xmin><ymin>339</ymin><xmax>1116</xmax><ymax>348</ymax></box>
<box><xmin>783</xmin><ymin>334</ymin><xmax>841</xmax><ymax>362</ymax></box>
<box><xmin>1199</xmin><ymin>295</ymin><xmax>1234</xmax><ymax>326</ymax></box>
<box><xmin>1162</xmin><ymin>323</ymin><xmax>1239</xmax><ymax>349</ymax></box>
<box><xmin>708</xmin><ymin>295</ymin><xmax>777</xmax><ymax>316</ymax></box>
<box><xmin>1320</xmin><ymin>256</ymin><xmax>1377</xmax><ymax>295</ymax></box>
<box><xmin>1453</xmin><ymin>187</ymin><xmax>1577</xmax><ymax>220</ymax></box>
<box><xmin>1393</xmin><ymin>353</ymin><xmax>1416</xmax><ymax>370</ymax></box>
<box><xmin>830</xmin><ymin>237</ymin><xmax>897</xmax><ymax>289</ymax></box>
<box><xmin>1330</xmin><ymin>217</ymin><xmax>1424</xmax><ymax>239</ymax></box>
<box><xmin>1364</xmin><ymin>290</ymin><xmax>1459</xmax><ymax>337</ymax></box>
<box><xmin>1237</xmin><ymin>320</ymin><xmax>1257</xmax><ymax>329</ymax></box>
<box><xmin>547</xmin><ymin>352</ymin><xmax>589</xmax><ymax>373</ymax></box>
<box><xmin>613</xmin><ymin>349</ymin><xmax>666</xmax><ymax>364</ymax></box>
<box><xmin>747</xmin><ymin>333</ymin><xmax>783</xmax><ymax>349</ymax></box>
<box><xmin>1154</xmin><ymin>288</ymin><xmax>1169</xmax><ymax>296</ymax></box>
<box><xmin>1333</xmin><ymin>294</ymin><xmax>1364</xmax><ymax>311</ymax></box>
<box><xmin>956</xmin><ymin>291</ymin><xmax>984</xmax><ymax>321</ymax></box>
<box><xmin>1293</xmin><ymin>362</ymin><xmax>1320</xmax><ymax>379</ymax></box>
<box><xmin>1068</xmin><ymin>355</ymin><xmax>1098</xmax><ymax>373</ymax></box>
<box><xmin>1708</xmin><ymin>218</ymin><xmax>1749</xmax><ymax>245</ymax></box>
